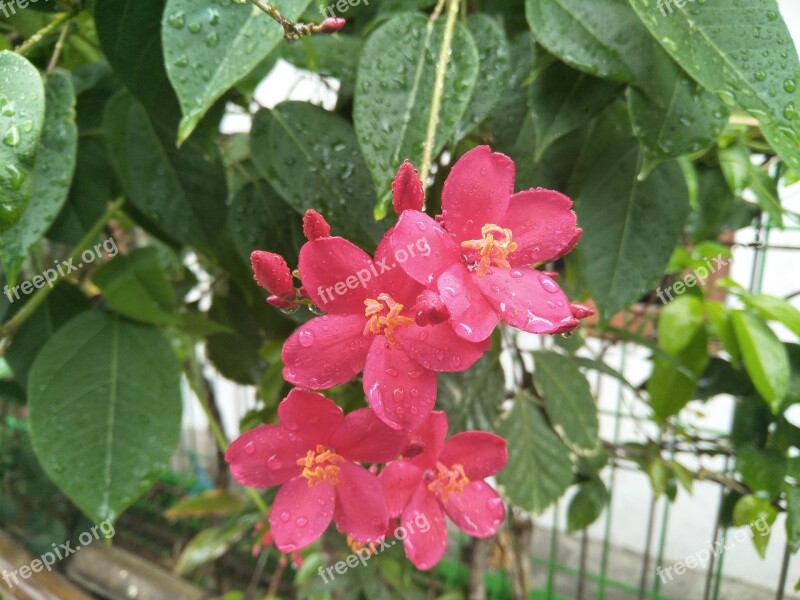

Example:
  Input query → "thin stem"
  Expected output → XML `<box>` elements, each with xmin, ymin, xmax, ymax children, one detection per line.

<box><xmin>0</xmin><ymin>198</ymin><xmax>125</xmax><ymax>350</ymax></box>
<box><xmin>16</xmin><ymin>11</ymin><xmax>76</xmax><ymax>57</ymax></box>
<box><xmin>419</xmin><ymin>0</ymin><xmax>461</xmax><ymax>192</ymax></box>
<box><xmin>46</xmin><ymin>20</ymin><xmax>71</xmax><ymax>74</ymax></box>
<box><xmin>249</xmin><ymin>0</ymin><xmax>336</xmax><ymax>40</ymax></box>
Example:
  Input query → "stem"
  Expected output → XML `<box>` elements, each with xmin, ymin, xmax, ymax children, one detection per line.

<box><xmin>46</xmin><ymin>20</ymin><xmax>71</xmax><ymax>74</ymax></box>
<box><xmin>16</xmin><ymin>11</ymin><xmax>76</xmax><ymax>57</ymax></box>
<box><xmin>184</xmin><ymin>354</ymin><xmax>271</xmax><ymax>516</ymax></box>
<box><xmin>249</xmin><ymin>0</ymin><xmax>335</xmax><ymax>40</ymax></box>
<box><xmin>0</xmin><ymin>198</ymin><xmax>125</xmax><ymax>350</ymax></box>
<box><xmin>419</xmin><ymin>0</ymin><xmax>461</xmax><ymax>193</ymax></box>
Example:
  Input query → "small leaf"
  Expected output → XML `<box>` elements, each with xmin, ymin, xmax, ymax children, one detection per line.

<box><xmin>165</xmin><ymin>490</ymin><xmax>246</xmax><ymax>520</ymax></box>
<box><xmin>567</xmin><ymin>480</ymin><xmax>607</xmax><ymax>532</ymax></box>
<box><xmin>497</xmin><ymin>392</ymin><xmax>573</xmax><ymax>514</ymax></box>
<box><xmin>785</xmin><ymin>484</ymin><xmax>800</xmax><ymax>553</ymax></box>
<box><xmin>737</xmin><ymin>447</ymin><xmax>786</xmax><ymax>500</ymax></box>
<box><xmin>731</xmin><ymin>311</ymin><xmax>790</xmax><ymax>412</ymax></box>
<box><xmin>669</xmin><ymin>460</ymin><xmax>694</xmax><ymax>494</ymax></box>
<box><xmin>647</xmin><ymin>457</ymin><xmax>668</xmax><ymax>498</ymax></box>
<box><xmin>0</xmin><ymin>51</ymin><xmax>45</xmax><ymax>234</ymax></box>
<box><xmin>177</xmin><ymin>514</ymin><xmax>259</xmax><ymax>574</ymax></box>
<box><xmin>740</xmin><ymin>293</ymin><xmax>800</xmax><ymax>339</ymax></box>
<box><xmin>28</xmin><ymin>312</ymin><xmax>183</xmax><ymax>523</ymax></box>
<box><xmin>92</xmin><ymin>248</ymin><xmax>178</xmax><ymax>326</ymax></box>
<box><xmin>658</xmin><ymin>295</ymin><xmax>705</xmax><ymax>356</ymax></box>
<box><xmin>0</xmin><ymin>71</ymin><xmax>77</xmax><ymax>284</ymax></box>
<box><xmin>732</xmin><ymin>494</ymin><xmax>777</xmax><ymax>559</ymax></box>
<box><xmin>533</xmin><ymin>351</ymin><xmax>598</xmax><ymax>452</ymax></box>
<box><xmin>649</xmin><ymin>328</ymin><xmax>709</xmax><ymax>421</ymax></box>
<box><xmin>162</xmin><ymin>0</ymin><xmax>312</xmax><ymax>143</ymax></box>
<box><xmin>705</xmin><ymin>301</ymin><xmax>740</xmax><ymax>364</ymax></box>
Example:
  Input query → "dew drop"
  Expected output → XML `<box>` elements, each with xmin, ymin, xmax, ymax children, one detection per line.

<box><xmin>298</xmin><ymin>330</ymin><xmax>315</xmax><ymax>347</ymax></box>
<box><xmin>244</xmin><ymin>441</ymin><xmax>255</xmax><ymax>455</ymax></box>
<box><xmin>295</xmin><ymin>517</ymin><xmax>308</xmax><ymax>527</ymax></box>
<box><xmin>280</xmin><ymin>511</ymin><xmax>291</xmax><ymax>523</ymax></box>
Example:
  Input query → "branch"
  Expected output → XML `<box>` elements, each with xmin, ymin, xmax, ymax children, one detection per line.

<box><xmin>249</xmin><ymin>0</ymin><xmax>345</xmax><ymax>40</ymax></box>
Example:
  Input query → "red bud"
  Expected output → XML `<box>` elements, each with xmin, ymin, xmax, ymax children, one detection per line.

<box><xmin>391</xmin><ymin>161</ymin><xmax>424</xmax><ymax>215</ymax></box>
<box><xmin>303</xmin><ymin>209</ymin><xmax>331</xmax><ymax>241</ymax></box>
<box><xmin>320</xmin><ymin>17</ymin><xmax>346</xmax><ymax>33</ymax></box>
<box><xmin>251</xmin><ymin>251</ymin><xmax>294</xmax><ymax>300</ymax></box>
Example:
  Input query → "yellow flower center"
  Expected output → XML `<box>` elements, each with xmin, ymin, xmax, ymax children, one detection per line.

<box><xmin>461</xmin><ymin>223</ymin><xmax>518</xmax><ymax>277</ymax></box>
<box><xmin>363</xmin><ymin>293</ymin><xmax>414</xmax><ymax>344</ymax></box>
<box><xmin>427</xmin><ymin>462</ymin><xmax>470</xmax><ymax>501</ymax></box>
<box><xmin>296</xmin><ymin>444</ymin><xmax>345</xmax><ymax>487</ymax></box>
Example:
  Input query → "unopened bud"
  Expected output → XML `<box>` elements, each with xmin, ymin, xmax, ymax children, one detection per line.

<box><xmin>569</xmin><ymin>302</ymin><xmax>595</xmax><ymax>319</ymax></box>
<box><xmin>320</xmin><ymin>17</ymin><xmax>346</xmax><ymax>33</ymax></box>
<box><xmin>303</xmin><ymin>209</ymin><xmax>331</xmax><ymax>240</ymax></box>
<box><xmin>391</xmin><ymin>161</ymin><xmax>424</xmax><ymax>214</ymax></box>
<box><xmin>251</xmin><ymin>251</ymin><xmax>294</xmax><ymax>299</ymax></box>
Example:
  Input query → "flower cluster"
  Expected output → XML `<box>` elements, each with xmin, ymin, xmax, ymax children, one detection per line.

<box><xmin>226</xmin><ymin>147</ymin><xmax>591</xmax><ymax>570</ymax></box>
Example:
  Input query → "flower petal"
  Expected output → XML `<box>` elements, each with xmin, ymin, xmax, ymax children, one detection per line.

<box><xmin>441</xmin><ymin>146</ymin><xmax>514</xmax><ymax>243</ymax></box>
<box><xmin>501</xmin><ymin>189</ymin><xmax>581</xmax><ymax>266</ymax></box>
<box><xmin>439</xmin><ymin>432</ymin><xmax>508</xmax><ymax>479</ymax></box>
<box><xmin>400</xmin><ymin>486</ymin><xmax>448</xmax><ymax>570</ymax></box>
<box><xmin>378</xmin><ymin>461</ymin><xmax>424</xmax><ymax>518</ymax></box>
<box><xmin>441</xmin><ymin>480</ymin><xmax>505</xmax><ymax>538</ymax></box>
<box><xmin>407</xmin><ymin>411</ymin><xmax>449</xmax><ymax>471</ymax></box>
<box><xmin>282</xmin><ymin>314</ymin><xmax>371</xmax><ymax>389</ymax></box>
<box><xmin>330</xmin><ymin>408</ymin><xmax>408</xmax><ymax>463</ymax></box>
<box><xmin>270</xmin><ymin>476</ymin><xmax>335</xmax><ymax>552</ymax></box>
<box><xmin>438</xmin><ymin>264</ymin><xmax>499</xmax><ymax>342</ymax></box>
<box><xmin>391</xmin><ymin>210</ymin><xmax>460</xmax><ymax>286</ymax></box>
<box><xmin>277</xmin><ymin>389</ymin><xmax>344</xmax><ymax>447</ymax></box>
<box><xmin>225</xmin><ymin>424</ymin><xmax>306</xmax><ymax>488</ymax></box>
<box><xmin>392</xmin><ymin>160</ymin><xmax>424</xmax><ymax>214</ymax></box>
<box><xmin>299</xmin><ymin>236</ymin><xmax>379</xmax><ymax>313</ymax></box>
<box><xmin>475</xmin><ymin>268</ymin><xmax>576</xmax><ymax>334</ymax></box>
<box><xmin>363</xmin><ymin>337</ymin><xmax>437</xmax><ymax>431</ymax></box>
<box><xmin>334</xmin><ymin>462</ymin><xmax>389</xmax><ymax>542</ymax></box>
<box><xmin>374</xmin><ymin>228</ymin><xmax>424</xmax><ymax>305</ymax></box>
<box><xmin>395</xmin><ymin>321</ymin><xmax>486</xmax><ymax>372</ymax></box>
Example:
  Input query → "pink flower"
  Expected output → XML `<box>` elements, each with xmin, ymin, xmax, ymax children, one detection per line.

<box><xmin>379</xmin><ymin>412</ymin><xmax>508</xmax><ymax>570</ymax></box>
<box><xmin>281</xmin><ymin>230</ymin><xmax>487</xmax><ymax>431</ymax></box>
<box><xmin>390</xmin><ymin>146</ymin><xmax>589</xmax><ymax>342</ymax></box>
<box><xmin>225</xmin><ymin>389</ymin><xmax>407</xmax><ymax>552</ymax></box>
<box><xmin>251</xmin><ymin>251</ymin><xmax>297</xmax><ymax>310</ymax></box>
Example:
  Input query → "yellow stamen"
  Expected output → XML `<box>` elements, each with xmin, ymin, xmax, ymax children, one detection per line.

<box><xmin>461</xmin><ymin>223</ymin><xmax>518</xmax><ymax>277</ymax></box>
<box><xmin>363</xmin><ymin>293</ymin><xmax>415</xmax><ymax>344</ymax></box>
<box><xmin>427</xmin><ymin>462</ymin><xmax>469</xmax><ymax>501</ymax></box>
<box><xmin>296</xmin><ymin>444</ymin><xmax>345</xmax><ymax>487</ymax></box>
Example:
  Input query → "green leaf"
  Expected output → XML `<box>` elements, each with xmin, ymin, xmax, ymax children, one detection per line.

<box><xmin>785</xmin><ymin>484</ymin><xmax>800</xmax><ymax>553</ymax></box>
<box><xmin>530</xmin><ymin>60</ymin><xmax>621</xmax><ymax>161</ymax></box>
<box><xmin>740</xmin><ymin>293</ymin><xmax>800</xmax><ymax>339</ymax></box>
<box><xmin>627</xmin><ymin>44</ymin><xmax>728</xmax><ymax>171</ymax></box>
<box><xmin>165</xmin><ymin>490</ymin><xmax>246</xmax><ymax>520</ymax></box>
<box><xmin>438</xmin><ymin>335</ymin><xmax>504</xmax><ymax>433</ymax></box>
<box><xmin>5</xmin><ymin>284</ymin><xmax>89</xmax><ymax>389</ymax></box>
<box><xmin>162</xmin><ymin>0</ymin><xmax>312</xmax><ymax>143</ymax></box>
<box><xmin>525</xmin><ymin>0</ymin><xmax>654</xmax><ymax>88</ymax></box>
<box><xmin>354</xmin><ymin>13</ymin><xmax>479</xmax><ymax>202</ymax></box>
<box><xmin>737</xmin><ymin>447</ymin><xmax>786</xmax><ymax>500</ymax></box>
<box><xmin>567</xmin><ymin>479</ymin><xmax>607</xmax><ymax>532</ymax></box>
<box><xmin>687</xmin><ymin>166</ymin><xmax>755</xmax><ymax>244</ymax></box>
<box><xmin>92</xmin><ymin>248</ymin><xmax>178</xmax><ymax>326</ymax></box>
<box><xmin>719</xmin><ymin>145</ymin><xmax>783</xmax><ymax>226</ymax></box>
<box><xmin>658</xmin><ymin>295</ymin><xmax>705</xmax><ymax>356</ymax></box>
<box><xmin>0</xmin><ymin>51</ymin><xmax>45</xmax><ymax>234</ymax></box>
<box><xmin>574</xmin><ymin>105</ymin><xmax>690</xmax><ymax>318</ymax></box>
<box><xmin>0</xmin><ymin>71</ymin><xmax>77</xmax><ymax>284</ymax></box>
<box><xmin>670</xmin><ymin>460</ymin><xmax>694</xmax><ymax>494</ymax></box>
<box><xmin>453</xmin><ymin>14</ymin><xmax>510</xmax><ymax>141</ymax></box>
<box><xmin>227</xmin><ymin>180</ymin><xmax>305</xmax><ymax>268</ymax></box>
<box><xmin>627</xmin><ymin>0</ymin><xmax>800</xmax><ymax>175</ymax></box>
<box><xmin>732</xmin><ymin>494</ymin><xmax>777</xmax><ymax>559</ymax></box>
<box><xmin>28</xmin><ymin>312</ymin><xmax>182</xmax><ymax>523</ymax></box>
<box><xmin>176</xmin><ymin>514</ymin><xmax>259</xmax><ymax>574</ymax></box>
<box><xmin>497</xmin><ymin>392</ymin><xmax>573</xmax><ymax>513</ymax></box>
<box><xmin>104</xmin><ymin>92</ymin><xmax>227</xmax><ymax>249</ymax></box>
<box><xmin>731</xmin><ymin>311</ymin><xmax>789</xmax><ymax>412</ymax></box>
<box><xmin>647</xmin><ymin>457</ymin><xmax>668</xmax><ymax>498</ymax></box>
<box><xmin>250</xmin><ymin>101</ymin><xmax>385</xmax><ymax>249</ymax></box>
<box><xmin>705</xmin><ymin>301</ymin><xmax>740</xmax><ymax>363</ymax></box>
<box><xmin>533</xmin><ymin>351</ymin><xmax>598</xmax><ymax>452</ymax></box>
<box><xmin>648</xmin><ymin>327</ymin><xmax>709</xmax><ymax>421</ymax></box>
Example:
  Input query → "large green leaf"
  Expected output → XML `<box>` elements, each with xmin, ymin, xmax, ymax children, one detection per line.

<box><xmin>0</xmin><ymin>71</ymin><xmax>77</xmax><ymax>284</ymax></box>
<box><xmin>627</xmin><ymin>44</ymin><xmax>728</xmax><ymax>171</ymax></box>
<box><xmin>658</xmin><ymin>295</ymin><xmax>705</xmax><ymax>356</ymax></box>
<box><xmin>525</xmin><ymin>0</ymin><xmax>654</xmax><ymax>89</ymax></box>
<box><xmin>649</xmin><ymin>327</ymin><xmax>709</xmax><ymax>421</ymax></box>
<box><xmin>732</xmin><ymin>494</ymin><xmax>777</xmax><ymax>559</ymax></box>
<box><xmin>28</xmin><ymin>311</ymin><xmax>182</xmax><ymax>523</ymax></box>
<box><xmin>573</xmin><ymin>106</ymin><xmax>690</xmax><ymax>318</ymax></box>
<box><xmin>354</xmin><ymin>13</ymin><xmax>479</xmax><ymax>204</ymax></box>
<box><xmin>104</xmin><ymin>92</ymin><xmax>227</xmax><ymax>249</ymax></box>
<box><xmin>740</xmin><ymin>293</ymin><xmax>800</xmax><ymax>339</ymax></box>
<box><xmin>162</xmin><ymin>0</ymin><xmax>311</xmax><ymax>144</ymax></box>
<box><xmin>0</xmin><ymin>51</ymin><xmax>45</xmax><ymax>234</ymax></box>
<box><xmin>453</xmin><ymin>14</ymin><xmax>510</xmax><ymax>141</ymax></box>
<box><xmin>251</xmin><ymin>101</ymin><xmax>384</xmax><ymax>249</ymax></box>
<box><xmin>530</xmin><ymin>60</ymin><xmax>621</xmax><ymax>161</ymax></box>
<box><xmin>567</xmin><ymin>480</ymin><xmax>608</xmax><ymax>532</ymax></box>
<box><xmin>737</xmin><ymin>447</ymin><xmax>786</xmax><ymax>500</ymax></box>
<box><xmin>627</xmin><ymin>0</ymin><xmax>800</xmax><ymax>174</ymax></box>
<box><xmin>731</xmin><ymin>310</ymin><xmax>789</xmax><ymax>412</ymax></box>
<box><xmin>92</xmin><ymin>248</ymin><xmax>178</xmax><ymax>326</ymax></box>
<box><xmin>497</xmin><ymin>392</ymin><xmax>573</xmax><ymax>513</ymax></box>
<box><xmin>533</xmin><ymin>351</ymin><xmax>598</xmax><ymax>452</ymax></box>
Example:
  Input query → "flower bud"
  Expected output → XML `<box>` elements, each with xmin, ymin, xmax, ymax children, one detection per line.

<box><xmin>303</xmin><ymin>209</ymin><xmax>332</xmax><ymax>241</ymax></box>
<box><xmin>569</xmin><ymin>302</ymin><xmax>595</xmax><ymax>319</ymax></box>
<box><xmin>391</xmin><ymin>161</ymin><xmax>424</xmax><ymax>215</ymax></box>
<box><xmin>320</xmin><ymin>17</ymin><xmax>346</xmax><ymax>33</ymax></box>
<box><xmin>413</xmin><ymin>289</ymin><xmax>449</xmax><ymax>326</ymax></box>
<box><xmin>251</xmin><ymin>251</ymin><xmax>295</xmax><ymax>300</ymax></box>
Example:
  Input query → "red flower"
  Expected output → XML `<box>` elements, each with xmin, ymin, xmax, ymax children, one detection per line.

<box><xmin>390</xmin><ymin>146</ymin><xmax>588</xmax><ymax>342</ymax></box>
<box><xmin>281</xmin><ymin>231</ymin><xmax>487</xmax><ymax>431</ymax></box>
<box><xmin>225</xmin><ymin>389</ymin><xmax>406</xmax><ymax>552</ymax></box>
<box><xmin>251</xmin><ymin>251</ymin><xmax>297</xmax><ymax>310</ymax></box>
<box><xmin>379</xmin><ymin>412</ymin><xmax>508</xmax><ymax>570</ymax></box>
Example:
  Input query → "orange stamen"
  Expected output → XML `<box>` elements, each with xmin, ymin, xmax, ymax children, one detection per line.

<box><xmin>363</xmin><ymin>293</ymin><xmax>414</xmax><ymax>344</ymax></box>
<box><xmin>461</xmin><ymin>223</ymin><xmax>518</xmax><ymax>277</ymax></box>
<box><xmin>427</xmin><ymin>462</ymin><xmax>469</xmax><ymax>501</ymax></box>
<box><xmin>296</xmin><ymin>444</ymin><xmax>345</xmax><ymax>487</ymax></box>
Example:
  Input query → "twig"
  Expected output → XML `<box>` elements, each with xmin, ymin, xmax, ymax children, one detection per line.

<box><xmin>46</xmin><ymin>20</ymin><xmax>71</xmax><ymax>74</ymax></box>
<box><xmin>249</xmin><ymin>0</ymin><xmax>342</xmax><ymax>41</ymax></box>
<box><xmin>15</xmin><ymin>11</ymin><xmax>76</xmax><ymax>57</ymax></box>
